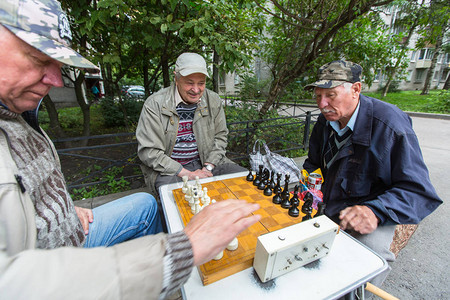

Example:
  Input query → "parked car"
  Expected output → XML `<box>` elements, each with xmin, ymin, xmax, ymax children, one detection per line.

<box><xmin>122</xmin><ymin>85</ymin><xmax>146</xmax><ymax>100</ymax></box>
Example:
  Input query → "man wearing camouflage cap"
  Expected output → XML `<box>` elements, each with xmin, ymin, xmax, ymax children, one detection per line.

<box><xmin>0</xmin><ymin>0</ymin><xmax>261</xmax><ymax>298</ymax></box>
<box><xmin>303</xmin><ymin>60</ymin><xmax>442</xmax><ymax>292</ymax></box>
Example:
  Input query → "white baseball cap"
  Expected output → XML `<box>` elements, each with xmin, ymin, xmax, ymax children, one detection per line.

<box><xmin>175</xmin><ymin>52</ymin><xmax>209</xmax><ymax>77</ymax></box>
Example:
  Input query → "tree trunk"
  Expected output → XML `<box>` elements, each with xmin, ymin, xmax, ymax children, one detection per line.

<box><xmin>161</xmin><ymin>54</ymin><xmax>170</xmax><ymax>87</ymax></box>
<box><xmin>74</xmin><ymin>71</ymin><xmax>91</xmax><ymax>146</ymax></box>
<box><xmin>143</xmin><ymin>48</ymin><xmax>150</xmax><ymax>98</ymax></box>
<box><xmin>212</xmin><ymin>48</ymin><xmax>219</xmax><ymax>93</ymax></box>
<box><xmin>421</xmin><ymin>33</ymin><xmax>443</xmax><ymax>95</ymax></box>
<box><xmin>41</xmin><ymin>95</ymin><xmax>68</xmax><ymax>144</ymax></box>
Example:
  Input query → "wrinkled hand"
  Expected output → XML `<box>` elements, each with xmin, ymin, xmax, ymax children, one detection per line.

<box><xmin>75</xmin><ymin>206</ymin><xmax>94</xmax><ymax>235</ymax></box>
<box><xmin>178</xmin><ymin>168</ymin><xmax>212</xmax><ymax>180</ymax></box>
<box><xmin>339</xmin><ymin>205</ymin><xmax>379</xmax><ymax>234</ymax></box>
<box><xmin>184</xmin><ymin>199</ymin><xmax>261</xmax><ymax>266</ymax></box>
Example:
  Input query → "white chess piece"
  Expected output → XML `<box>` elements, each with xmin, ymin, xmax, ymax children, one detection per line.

<box><xmin>192</xmin><ymin>192</ymin><xmax>200</xmax><ymax>214</ymax></box>
<box><xmin>227</xmin><ymin>237</ymin><xmax>239</xmax><ymax>251</ymax></box>
<box><xmin>202</xmin><ymin>187</ymin><xmax>210</xmax><ymax>204</ymax></box>
<box><xmin>195</xmin><ymin>176</ymin><xmax>202</xmax><ymax>191</ymax></box>
<box><xmin>181</xmin><ymin>176</ymin><xmax>189</xmax><ymax>194</ymax></box>
<box><xmin>213</xmin><ymin>251</ymin><xmax>224</xmax><ymax>260</ymax></box>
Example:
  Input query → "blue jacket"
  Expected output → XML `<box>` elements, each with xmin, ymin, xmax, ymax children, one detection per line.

<box><xmin>303</xmin><ymin>94</ymin><xmax>442</xmax><ymax>225</ymax></box>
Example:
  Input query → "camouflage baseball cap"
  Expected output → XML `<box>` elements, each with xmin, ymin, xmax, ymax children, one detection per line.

<box><xmin>304</xmin><ymin>60</ymin><xmax>362</xmax><ymax>90</ymax></box>
<box><xmin>0</xmin><ymin>0</ymin><xmax>98</xmax><ymax>70</ymax></box>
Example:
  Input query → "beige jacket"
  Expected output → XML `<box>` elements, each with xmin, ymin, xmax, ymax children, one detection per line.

<box><xmin>137</xmin><ymin>84</ymin><xmax>233</xmax><ymax>194</ymax></box>
<box><xmin>0</xmin><ymin>128</ymin><xmax>169</xmax><ymax>299</ymax></box>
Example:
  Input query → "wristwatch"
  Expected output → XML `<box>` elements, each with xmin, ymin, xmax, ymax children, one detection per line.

<box><xmin>204</xmin><ymin>164</ymin><xmax>214</xmax><ymax>172</ymax></box>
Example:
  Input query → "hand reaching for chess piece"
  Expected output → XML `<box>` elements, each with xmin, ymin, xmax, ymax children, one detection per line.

<box><xmin>184</xmin><ymin>199</ymin><xmax>261</xmax><ymax>266</ymax></box>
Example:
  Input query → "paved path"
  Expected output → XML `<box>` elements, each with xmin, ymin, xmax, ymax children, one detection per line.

<box><xmin>382</xmin><ymin>116</ymin><xmax>450</xmax><ymax>299</ymax></box>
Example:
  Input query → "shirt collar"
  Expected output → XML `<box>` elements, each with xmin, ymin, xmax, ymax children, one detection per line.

<box><xmin>329</xmin><ymin>100</ymin><xmax>360</xmax><ymax>136</ymax></box>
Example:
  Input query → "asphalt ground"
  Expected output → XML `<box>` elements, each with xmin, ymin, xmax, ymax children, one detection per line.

<box><xmin>381</xmin><ymin>116</ymin><xmax>450</xmax><ymax>300</ymax></box>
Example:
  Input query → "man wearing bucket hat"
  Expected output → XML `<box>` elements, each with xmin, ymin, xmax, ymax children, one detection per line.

<box><xmin>303</xmin><ymin>60</ymin><xmax>442</xmax><ymax>291</ymax></box>
<box><xmin>0</xmin><ymin>1</ymin><xmax>261</xmax><ymax>298</ymax></box>
<box><xmin>137</xmin><ymin>52</ymin><xmax>246</xmax><ymax>197</ymax></box>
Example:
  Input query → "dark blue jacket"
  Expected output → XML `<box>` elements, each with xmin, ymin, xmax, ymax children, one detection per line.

<box><xmin>303</xmin><ymin>94</ymin><xmax>442</xmax><ymax>225</ymax></box>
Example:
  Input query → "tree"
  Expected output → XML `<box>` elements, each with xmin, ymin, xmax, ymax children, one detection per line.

<box><xmin>380</xmin><ymin>0</ymin><xmax>425</xmax><ymax>98</ymax></box>
<box><xmin>254</xmin><ymin>0</ymin><xmax>395</xmax><ymax>117</ymax></box>
<box><xmin>417</xmin><ymin>0</ymin><xmax>450</xmax><ymax>95</ymax></box>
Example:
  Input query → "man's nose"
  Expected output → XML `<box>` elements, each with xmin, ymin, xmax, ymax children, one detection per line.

<box><xmin>316</xmin><ymin>96</ymin><xmax>328</xmax><ymax>108</ymax></box>
<box><xmin>42</xmin><ymin>61</ymin><xmax>64</xmax><ymax>87</ymax></box>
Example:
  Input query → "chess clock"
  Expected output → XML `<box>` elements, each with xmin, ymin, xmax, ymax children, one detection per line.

<box><xmin>253</xmin><ymin>215</ymin><xmax>339</xmax><ymax>283</ymax></box>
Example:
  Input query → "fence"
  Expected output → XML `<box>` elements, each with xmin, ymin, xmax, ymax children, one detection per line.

<box><xmin>55</xmin><ymin>110</ymin><xmax>319</xmax><ymax>193</ymax></box>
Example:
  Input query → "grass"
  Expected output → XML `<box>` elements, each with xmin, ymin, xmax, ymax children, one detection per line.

<box><xmin>363</xmin><ymin>90</ymin><xmax>449</xmax><ymax>114</ymax></box>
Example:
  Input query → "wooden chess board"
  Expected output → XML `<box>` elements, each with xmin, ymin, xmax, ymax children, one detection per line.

<box><xmin>171</xmin><ymin>176</ymin><xmax>318</xmax><ymax>286</ymax></box>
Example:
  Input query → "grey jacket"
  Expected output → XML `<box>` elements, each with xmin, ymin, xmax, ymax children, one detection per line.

<box><xmin>137</xmin><ymin>83</ymin><xmax>232</xmax><ymax>193</ymax></box>
<box><xmin>0</xmin><ymin>124</ymin><xmax>190</xmax><ymax>299</ymax></box>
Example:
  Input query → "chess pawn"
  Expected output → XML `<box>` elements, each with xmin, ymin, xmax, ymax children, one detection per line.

<box><xmin>257</xmin><ymin>177</ymin><xmax>266</xmax><ymax>190</ymax></box>
<box><xmin>272</xmin><ymin>190</ymin><xmax>282</xmax><ymax>204</ymax></box>
<box><xmin>263</xmin><ymin>184</ymin><xmax>273</xmax><ymax>196</ymax></box>
<box><xmin>201</xmin><ymin>187</ymin><xmax>210</xmax><ymax>205</ymax></box>
<box><xmin>213</xmin><ymin>251</ymin><xmax>224</xmax><ymax>260</ymax></box>
<box><xmin>246</xmin><ymin>170</ymin><xmax>254</xmax><ymax>181</ymax></box>
<box><xmin>281</xmin><ymin>192</ymin><xmax>291</xmax><ymax>209</ymax></box>
<box><xmin>181</xmin><ymin>176</ymin><xmax>189</xmax><ymax>194</ymax></box>
<box><xmin>227</xmin><ymin>237</ymin><xmax>239</xmax><ymax>251</ymax></box>
<box><xmin>288</xmin><ymin>199</ymin><xmax>300</xmax><ymax>217</ymax></box>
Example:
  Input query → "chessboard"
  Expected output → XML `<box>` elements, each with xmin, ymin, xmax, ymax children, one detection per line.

<box><xmin>171</xmin><ymin>175</ymin><xmax>318</xmax><ymax>286</ymax></box>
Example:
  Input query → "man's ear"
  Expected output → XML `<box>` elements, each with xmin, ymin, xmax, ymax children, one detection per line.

<box><xmin>352</xmin><ymin>82</ymin><xmax>362</xmax><ymax>96</ymax></box>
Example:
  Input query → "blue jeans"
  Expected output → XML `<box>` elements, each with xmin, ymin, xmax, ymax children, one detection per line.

<box><xmin>83</xmin><ymin>192</ymin><xmax>163</xmax><ymax>248</ymax></box>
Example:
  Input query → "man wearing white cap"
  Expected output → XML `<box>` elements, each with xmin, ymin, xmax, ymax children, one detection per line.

<box><xmin>137</xmin><ymin>52</ymin><xmax>246</xmax><ymax>196</ymax></box>
<box><xmin>0</xmin><ymin>1</ymin><xmax>261</xmax><ymax>298</ymax></box>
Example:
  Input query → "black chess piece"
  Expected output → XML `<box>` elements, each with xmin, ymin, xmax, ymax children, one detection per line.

<box><xmin>272</xmin><ymin>190</ymin><xmax>282</xmax><ymax>204</ymax></box>
<box><xmin>302</xmin><ymin>193</ymin><xmax>313</xmax><ymax>221</ymax></box>
<box><xmin>263</xmin><ymin>184</ymin><xmax>273</xmax><ymax>196</ymax></box>
<box><xmin>253</xmin><ymin>165</ymin><xmax>263</xmax><ymax>186</ymax></box>
<box><xmin>314</xmin><ymin>202</ymin><xmax>326</xmax><ymax>218</ymax></box>
<box><xmin>246</xmin><ymin>170</ymin><xmax>254</xmax><ymax>181</ymax></box>
<box><xmin>281</xmin><ymin>173</ymin><xmax>290</xmax><ymax>201</ymax></box>
<box><xmin>288</xmin><ymin>190</ymin><xmax>300</xmax><ymax>217</ymax></box>
<box><xmin>268</xmin><ymin>171</ymin><xmax>276</xmax><ymax>190</ymax></box>
<box><xmin>281</xmin><ymin>191</ymin><xmax>291</xmax><ymax>209</ymax></box>
<box><xmin>274</xmin><ymin>172</ymin><xmax>282</xmax><ymax>194</ymax></box>
<box><xmin>257</xmin><ymin>173</ymin><xmax>266</xmax><ymax>190</ymax></box>
<box><xmin>263</xmin><ymin>169</ymin><xmax>270</xmax><ymax>185</ymax></box>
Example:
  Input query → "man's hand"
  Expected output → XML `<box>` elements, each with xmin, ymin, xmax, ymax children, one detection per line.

<box><xmin>74</xmin><ymin>206</ymin><xmax>94</xmax><ymax>235</ymax></box>
<box><xmin>178</xmin><ymin>167</ymin><xmax>212</xmax><ymax>180</ymax></box>
<box><xmin>184</xmin><ymin>199</ymin><xmax>261</xmax><ymax>266</ymax></box>
<box><xmin>339</xmin><ymin>205</ymin><xmax>379</xmax><ymax>235</ymax></box>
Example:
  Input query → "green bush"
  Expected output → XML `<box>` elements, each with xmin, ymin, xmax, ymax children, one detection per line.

<box><xmin>100</xmin><ymin>96</ymin><xmax>144</xmax><ymax>128</ymax></box>
<box><xmin>426</xmin><ymin>90</ymin><xmax>450</xmax><ymax>114</ymax></box>
<box><xmin>239</xmin><ymin>75</ymin><xmax>271</xmax><ymax>100</ymax></box>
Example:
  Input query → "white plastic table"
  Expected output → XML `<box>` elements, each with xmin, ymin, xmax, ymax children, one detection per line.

<box><xmin>159</xmin><ymin>172</ymin><xmax>387</xmax><ymax>300</ymax></box>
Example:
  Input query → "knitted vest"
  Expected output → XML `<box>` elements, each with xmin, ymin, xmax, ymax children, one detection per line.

<box><xmin>171</xmin><ymin>103</ymin><xmax>200</xmax><ymax>165</ymax></box>
<box><xmin>0</xmin><ymin>108</ymin><xmax>85</xmax><ymax>249</ymax></box>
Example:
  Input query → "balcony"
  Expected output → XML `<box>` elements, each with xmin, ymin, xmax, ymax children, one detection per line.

<box><xmin>416</xmin><ymin>60</ymin><xmax>431</xmax><ymax>69</ymax></box>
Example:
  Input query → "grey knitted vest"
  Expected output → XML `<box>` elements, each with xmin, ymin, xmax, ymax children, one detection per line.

<box><xmin>0</xmin><ymin>108</ymin><xmax>85</xmax><ymax>248</ymax></box>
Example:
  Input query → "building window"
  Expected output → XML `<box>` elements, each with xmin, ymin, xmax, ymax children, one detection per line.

<box><xmin>415</xmin><ymin>69</ymin><xmax>425</xmax><ymax>82</ymax></box>
<box><xmin>441</xmin><ymin>69</ymin><xmax>449</xmax><ymax>82</ymax></box>
<box><xmin>433</xmin><ymin>71</ymin><xmax>439</xmax><ymax>81</ymax></box>
<box><xmin>418</xmin><ymin>48</ymin><xmax>435</xmax><ymax>60</ymax></box>
<box><xmin>410</xmin><ymin>51</ymin><xmax>416</xmax><ymax>62</ymax></box>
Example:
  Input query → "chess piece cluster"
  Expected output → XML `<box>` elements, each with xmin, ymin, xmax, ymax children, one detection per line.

<box><xmin>248</xmin><ymin>165</ymin><xmax>327</xmax><ymax>220</ymax></box>
<box><xmin>182</xmin><ymin>176</ymin><xmax>239</xmax><ymax>260</ymax></box>
<box><xmin>181</xmin><ymin>176</ymin><xmax>214</xmax><ymax>215</ymax></box>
